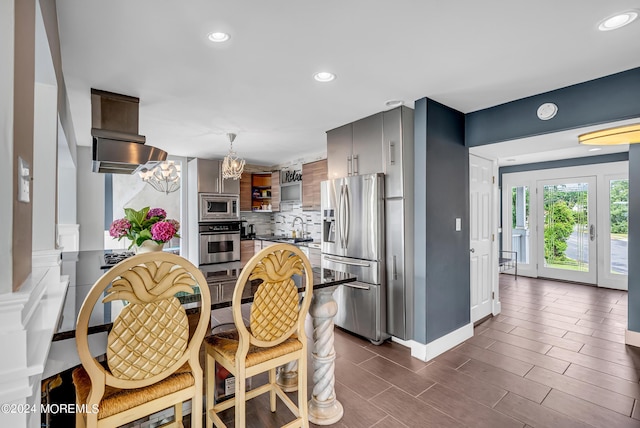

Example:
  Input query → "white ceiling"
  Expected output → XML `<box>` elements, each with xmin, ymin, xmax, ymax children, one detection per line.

<box><xmin>55</xmin><ymin>1</ymin><xmax>640</xmax><ymax>166</ymax></box>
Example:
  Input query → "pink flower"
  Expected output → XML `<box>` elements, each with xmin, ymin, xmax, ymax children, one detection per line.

<box><xmin>109</xmin><ymin>218</ymin><xmax>131</xmax><ymax>238</ymax></box>
<box><xmin>166</xmin><ymin>219</ymin><xmax>180</xmax><ymax>232</ymax></box>
<box><xmin>151</xmin><ymin>221</ymin><xmax>177</xmax><ymax>242</ymax></box>
<box><xmin>147</xmin><ymin>208</ymin><xmax>166</xmax><ymax>219</ymax></box>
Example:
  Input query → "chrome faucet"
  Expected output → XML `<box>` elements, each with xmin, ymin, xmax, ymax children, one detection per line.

<box><xmin>291</xmin><ymin>216</ymin><xmax>306</xmax><ymax>237</ymax></box>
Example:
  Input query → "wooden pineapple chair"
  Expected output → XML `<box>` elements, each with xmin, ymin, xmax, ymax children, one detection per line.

<box><xmin>205</xmin><ymin>243</ymin><xmax>313</xmax><ymax>428</ymax></box>
<box><xmin>72</xmin><ymin>252</ymin><xmax>211</xmax><ymax>428</ymax></box>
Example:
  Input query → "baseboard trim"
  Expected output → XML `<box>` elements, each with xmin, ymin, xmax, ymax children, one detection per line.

<box><xmin>391</xmin><ymin>323</ymin><xmax>474</xmax><ymax>362</ymax></box>
<box><xmin>625</xmin><ymin>329</ymin><xmax>640</xmax><ymax>348</ymax></box>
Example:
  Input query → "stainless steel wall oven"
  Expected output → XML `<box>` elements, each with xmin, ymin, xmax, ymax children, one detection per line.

<box><xmin>198</xmin><ymin>221</ymin><xmax>241</xmax><ymax>265</ymax></box>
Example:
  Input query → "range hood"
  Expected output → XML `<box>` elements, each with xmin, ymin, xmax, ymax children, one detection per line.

<box><xmin>91</xmin><ymin>89</ymin><xmax>167</xmax><ymax>174</ymax></box>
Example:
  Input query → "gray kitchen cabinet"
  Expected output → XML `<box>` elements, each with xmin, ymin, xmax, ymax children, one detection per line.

<box><xmin>327</xmin><ymin>112</ymin><xmax>383</xmax><ymax>179</ymax></box>
<box><xmin>383</xmin><ymin>106</ymin><xmax>414</xmax><ymax>199</ymax></box>
<box><xmin>326</xmin><ymin>123</ymin><xmax>352</xmax><ymax>179</ymax></box>
<box><xmin>188</xmin><ymin>158</ymin><xmax>240</xmax><ymax>194</ymax></box>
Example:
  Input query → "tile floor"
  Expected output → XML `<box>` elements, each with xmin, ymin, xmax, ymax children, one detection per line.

<box><xmin>208</xmin><ymin>275</ymin><xmax>640</xmax><ymax>427</ymax></box>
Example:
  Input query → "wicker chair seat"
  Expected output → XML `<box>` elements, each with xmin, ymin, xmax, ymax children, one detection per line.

<box><xmin>205</xmin><ymin>329</ymin><xmax>302</xmax><ymax>368</ymax></box>
<box><xmin>72</xmin><ymin>363</ymin><xmax>194</xmax><ymax>420</ymax></box>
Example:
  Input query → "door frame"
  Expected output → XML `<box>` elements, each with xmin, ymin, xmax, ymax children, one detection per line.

<box><xmin>469</xmin><ymin>154</ymin><xmax>500</xmax><ymax>321</ymax></box>
<box><xmin>501</xmin><ymin>161</ymin><xmax>628</xmax><ymax>288</ymax></box>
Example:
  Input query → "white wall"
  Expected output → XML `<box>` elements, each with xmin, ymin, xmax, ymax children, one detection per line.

<box><xmin>77</xmin><ymin>146</ymin><xmax>105</xmax><ymax>250</ymax></box>
<box><xmin>0</xmin><ymin>0</ymin><xmax>15</xmax><ymax>294</ymax></box>
<box><xmin>32</xmin><ymin>83</ymin><xmax>58</xmax><ymax>251</ymax></box>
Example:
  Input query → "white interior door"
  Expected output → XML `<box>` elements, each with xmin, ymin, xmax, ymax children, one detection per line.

<box><xmin>537</xmin><ymin>176</ymin><xmax>597</xmax><ymax>284</ymax></box>
<box><xmin>470</xmin><ymin>155</ymin><xmax>494</xmax><ymax>323</ymax></box>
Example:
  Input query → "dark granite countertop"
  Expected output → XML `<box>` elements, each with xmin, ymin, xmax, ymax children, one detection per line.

<box><xmin>52</xmin><ymin>250</ymin><xmax>353</xmax><ymax>341</ymax></box>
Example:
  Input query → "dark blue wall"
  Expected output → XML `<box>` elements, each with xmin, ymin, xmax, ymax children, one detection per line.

<box><xmin>414</xmin><ymin>98</ymin><xmax>469</xmax><ymax>344</ymax></box>
<box><xmin>466</xmin><ymin>68</ymin><xmax>640</xmax><ymax>147</ymax></box>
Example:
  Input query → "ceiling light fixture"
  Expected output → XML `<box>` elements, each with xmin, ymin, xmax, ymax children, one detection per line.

<box><xmin>598</xmin><ymin>11</ymin><xmax>638</xmax><ymax>31</ymax></box>
<box><xmin>578</xmin><ymin>123</ymin><xmax>640</xmax><ymax>145</ymax></box>
<box><xmin>222</xmin><ymin>133</ymin><xmax>245</xmax><ymax>180</ymax></box>
<box><xmin>313</xmin><ymin>72</ymin><xmax>336</xmax><ymax>82</ymax></box>
<box><xmin>506</xmin><ymin>158</ymin><xmax>516</xmax><ymax>162</ymax></box>
<box><xmin>208</xmin><ymin>32</ymin><xmax>230</xmax><ymax>42</ymax></box>
<box><xmin>385</xmin><ymin>100</ymin><xmax>404</xmax><ymax>108</ymax></box>
<box><xmin>139</xmin><ymin>161</ymin><xmax>181</xmax><ymax>194</ymax></box>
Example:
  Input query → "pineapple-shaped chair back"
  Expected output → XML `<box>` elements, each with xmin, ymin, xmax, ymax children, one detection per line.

<box><xmin>103</xmin><ymin>258</ymin><xmax>197</xmax><ymax>380</ymax></box>
<box><xmin>75</xmin><ymin>252</ymin><xmax>211</xmax><ymax>390</ymax></box>
<box><xmin>234</xmin><ymin>243</ymin><xmax>313</xmax><ymax>348</ymax></box>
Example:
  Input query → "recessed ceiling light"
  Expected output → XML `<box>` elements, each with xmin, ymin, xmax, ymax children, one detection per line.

<box><xmin>506</xmin><ymin>158</ymin><xmax>516</xmax><ymax>162</ymax></box>
<box><xmin>598</xmin><ymin>11</ymin><xmax>638</xmax><ymax>31</ymax></box>
<box><xmin>588</xmin><ymin>148</ymin><xmax>603</xmax><ymax>152</ymax></box>
<box><xmin>208</xmin><ymin>32</ymin><xmax>230</xmax><ymax>42</ymax></box>
<box><xmin>313</xmin><ymin>72</ymin><xmax>336</xmax><ymax>82</ymax></box>
<box><xmin>385</xmin><ymin>100</ymin><xmax>404</xmax><ymax>108</ymax></box>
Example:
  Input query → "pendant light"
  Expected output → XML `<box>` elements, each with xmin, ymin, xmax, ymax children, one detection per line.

<box><xmin>222</xmin><ymin>133</ymin><xmax>245</xmax><ymax>179</ymax></box>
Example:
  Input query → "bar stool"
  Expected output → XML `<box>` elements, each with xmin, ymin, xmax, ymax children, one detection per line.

<box><xmin>205</xmin><ymin>243</ymin><xmax>313</xmax><ymax>428</ymax></box>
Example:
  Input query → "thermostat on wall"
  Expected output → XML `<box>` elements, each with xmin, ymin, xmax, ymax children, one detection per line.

<box><xmin>537</xmin><ymin>102</ymin><xmax>558</xmax><ymax>120</ymax></box>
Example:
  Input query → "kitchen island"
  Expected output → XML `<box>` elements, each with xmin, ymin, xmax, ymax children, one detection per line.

<box><xmin>48</xmin><ymin>250</ymin><xmax>350</xmax><ymax>425</ymax></box>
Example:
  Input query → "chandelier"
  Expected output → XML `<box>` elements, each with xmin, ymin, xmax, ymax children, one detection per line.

<box><xmin>139</xmin><ymin>161</ymin><xmax>181</xmax><ymax>194</ymax></box>
<box><xmin>222</xmin><ymin>133</ymin><xmax>245</xmax><ymax>180</ymax></box>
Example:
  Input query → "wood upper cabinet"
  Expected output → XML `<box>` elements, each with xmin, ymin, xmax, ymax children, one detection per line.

<box><xmin>302</xmin><ymin>159</ymin><xmax>327</xmax><ymax>211</ymax></box>
<box><xmin>239</xmin><ymin>172</ymin><xmax>252</xmax><ymax>211</ymax></box>
<box><xmin>270</xmin><ymin>171</ymin><xmax>281</xmax><ymax>212</ymax></box>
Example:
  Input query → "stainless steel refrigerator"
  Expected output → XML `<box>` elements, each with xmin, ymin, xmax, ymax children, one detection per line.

<box><xmin>321</xmin><ymin>173</ymin><xmax>387</xmax><ymax>344</ymax></box>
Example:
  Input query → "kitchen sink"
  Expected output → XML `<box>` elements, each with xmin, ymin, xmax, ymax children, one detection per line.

<box><xmin>276</xmin><ymin>237</ymin><xmax>314</xmax><ymax>244</ymax></box>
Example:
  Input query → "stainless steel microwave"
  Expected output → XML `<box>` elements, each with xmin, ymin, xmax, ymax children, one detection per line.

<box><xmin>199</xmin><ymin>193</ymin><xmax>239</xmax><ymax>221</ymax></box>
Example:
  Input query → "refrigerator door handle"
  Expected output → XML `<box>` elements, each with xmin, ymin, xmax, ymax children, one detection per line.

<box><xmin>338</xmin><ymin>184</ymin><xmax>345</xmax><ymax>248</ymax></box>
<box><xmin>347</xmin><ymin>155</ymin><xmax>352</xmax><ymax>176</ymax></box>
<box><xmin>353</xmin><ymin>154</ymin><xmax>359</xmax><ymax>175</ymax></box>
<box><xmin>344</xmin><ymin>282</ymin><xmax>370</xmax><ymax>290</ymax></box>
<box><xmin>324</xmin><ymin>255</ymin><xmax>371</xmax><ymax>267</ymax></box>
<box><xmin>344</xmin><ymin>184</ymin><xmax>350</xmax><ymax>249</ymax></box>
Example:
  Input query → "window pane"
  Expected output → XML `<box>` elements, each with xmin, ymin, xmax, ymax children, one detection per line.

<box><xmin>609</xmin><ymin>179</ymin><xmax>628</xmax><ymax>275</ymax></box>
<box><xmin>511</xmin><ymin>186</ymin><xmax>530</xmax><ymax>263</ymax></box>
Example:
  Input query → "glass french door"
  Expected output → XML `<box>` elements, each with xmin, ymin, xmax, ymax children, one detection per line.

<box><xmin>537</xmin><ymin>176</ymin><xmax>597</xmax><ymax>284</ymax></box>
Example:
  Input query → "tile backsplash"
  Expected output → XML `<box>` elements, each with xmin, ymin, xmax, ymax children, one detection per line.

<box><xmin>241</xmin><ymin>203</ymin><xmax>321</xmax><ymax>241</ymax></box>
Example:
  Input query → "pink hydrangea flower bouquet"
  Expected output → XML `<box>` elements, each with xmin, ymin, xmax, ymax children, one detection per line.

<box><xmin>109</xmin><ymin>207</ymin><xmax>180</xmax><ymax>249</ymax></box>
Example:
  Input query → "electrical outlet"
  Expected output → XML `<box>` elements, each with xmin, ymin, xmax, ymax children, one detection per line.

<box><xmin>18</xmin><ymin>156</ymin><xmax>30</xmax><ymax>203</ymax></box>
<box><xmin>455</xmin><ymin>218</ymin><xmax>461</xmax><ymax>231</ymax></box>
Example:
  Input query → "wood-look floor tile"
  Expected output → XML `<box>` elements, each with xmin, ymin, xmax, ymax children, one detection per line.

<box><xmin>564</xmin><ymin>364</ymin><xmax>640</xmax><ymax>400</ymax></box>
<box><xmin>481</xmin><ymin>327</ymin><xmax>553</xmax><ymax>354</ymax></box>
<box><xmin>334</xmin><ymin>357</ymin><xmax>392</xmax><ymax>400</ymax></box>
<box><xmin>358</xmin><ymin>356</ymin><xmax>435</xmax><ymax>396</ymax></box>
<box><xmin>324</xmin><ymin>381</ymin><xmax>391</xmax><ymax>428</ymax></box>
<box><xmin>509</xmin><ymin>326</ymin><xmax>583</xmax><ymax>352</ymax></box>
<box><xmin>487</xmin><ymin>341</ymin><xmax>569</xmax><ymax>373</ymax></box>
<box><xmin>453</xmin><ymin>343</ymin><xmax>534</xmax><ymax>376</ymax></box>
<box><xmin>592</xmin><ymin>328</ymin><xmax>626</xmax><ymax>344</ymax></box>
<box><xmin>602</xmin><ymin>316</ymin><xmax>629</xmax><ymax>328</ymax></box>
<box><xmin>546</xmin><ymin>346</ymin><xmax>640</xmax><ymax>382</ymax></box>
<box><xmin>370</xmin><ymin>386</ymin><xmax>464</xmax><ymax>428</ymax></box>
<box><xmin>370</xmin><ymin>415</ymin><xmax>407</xmax><ymax>427</ymax></box>
<box><xmin>333</xmin><ymin>331</ymin><xmax>378</xmax><ymax>364</ymax></box>
<box><xmin>586</xmin><ymin>308</ymin><xmax>627</xmax><ymax>322</ymax></box>
<box><xmin>499</xmin><ymin>297</ymin><xmax>548</xmax><ymax>311</ymax></box>
<box><xmin>457</xmin><ymin>359</ymin><xmax>551</xmax><ymax>404</ymax></box>
<box><xmin>497</xmin><ymin>316</ymin><xmax>568</xmax><ymax>337</ymax></box>
<box><xmin>418</xmin><ymin>383</ymin><xmax>524</xmax><ymax>428</ymax></box>
<box><xmin>611</xmin><ymin>306</ymin><xmax>628</xmax><ymax>316</ymax></box>
<box><xmin>525</xmin><ymin>366</ymin><xmax>634</xmax><ymax>415</ymax></box>
<box><xmin>577</xmin><ymin>319</ymin><xmax>626</xmax><ymax>335</ymax></box>
<box><xmin>479</xmin><ymin>317</ymin><xmax>517</xmax><ymax>333</ymax></box>
<box><xmin>508</xmin><ymin>312</ymin><xmax>595</xmax><ymax>336</ymax></box>
<box><xmin>517</xmin><ymin>306</ymin><xmax>582</xmax><ymax>325</ymax></box>
<box><xmin>363</xmin><ymin>340</ymin><xmax>429</xmax><ymax>372</ymax></box>
<box><xmin>465</xmin><ymin>332</ymin><xmax>496</xmax><ymax>349</ymax></box>
<box><xmin>417</xmin><ymin>361</ymin><xmax>508</xmax><ymax>408</ymax></box>
<box><xmin>542</xmin><ymin>389</ymin><xmax>640</xmax><ymax>428</ymax></box>
<box><xmin>494</xmin><ymin>392</ymin><xmax>592</xmax><ymax>428</ymax></box>
<box><xmin>433</xmin><ymin>349</ymin><xmax>470</xmax><ymax>369</ymax></box>
<box><xmin>542</xmin><ymin>305</ymin><xmax>605</xmax><ymax>323</ymax></box>
<box><xmin>578</xmin><ymin>344</ymin><xmax>640</xmax><ymax>368</ymax></box>
<box><xmin>563</xmin><ymin>331</ymin><xmax>627</xmax><ymax>351</ymax></box>
<box><xmin>553</xmin><ymin>298</ymin><xmax>615</xmax><ymax>313</ymax></box>
<box><xmin>632</xmin><ymin>401</ymin><xmax>640</xmax><ymax>421</ymax></box>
